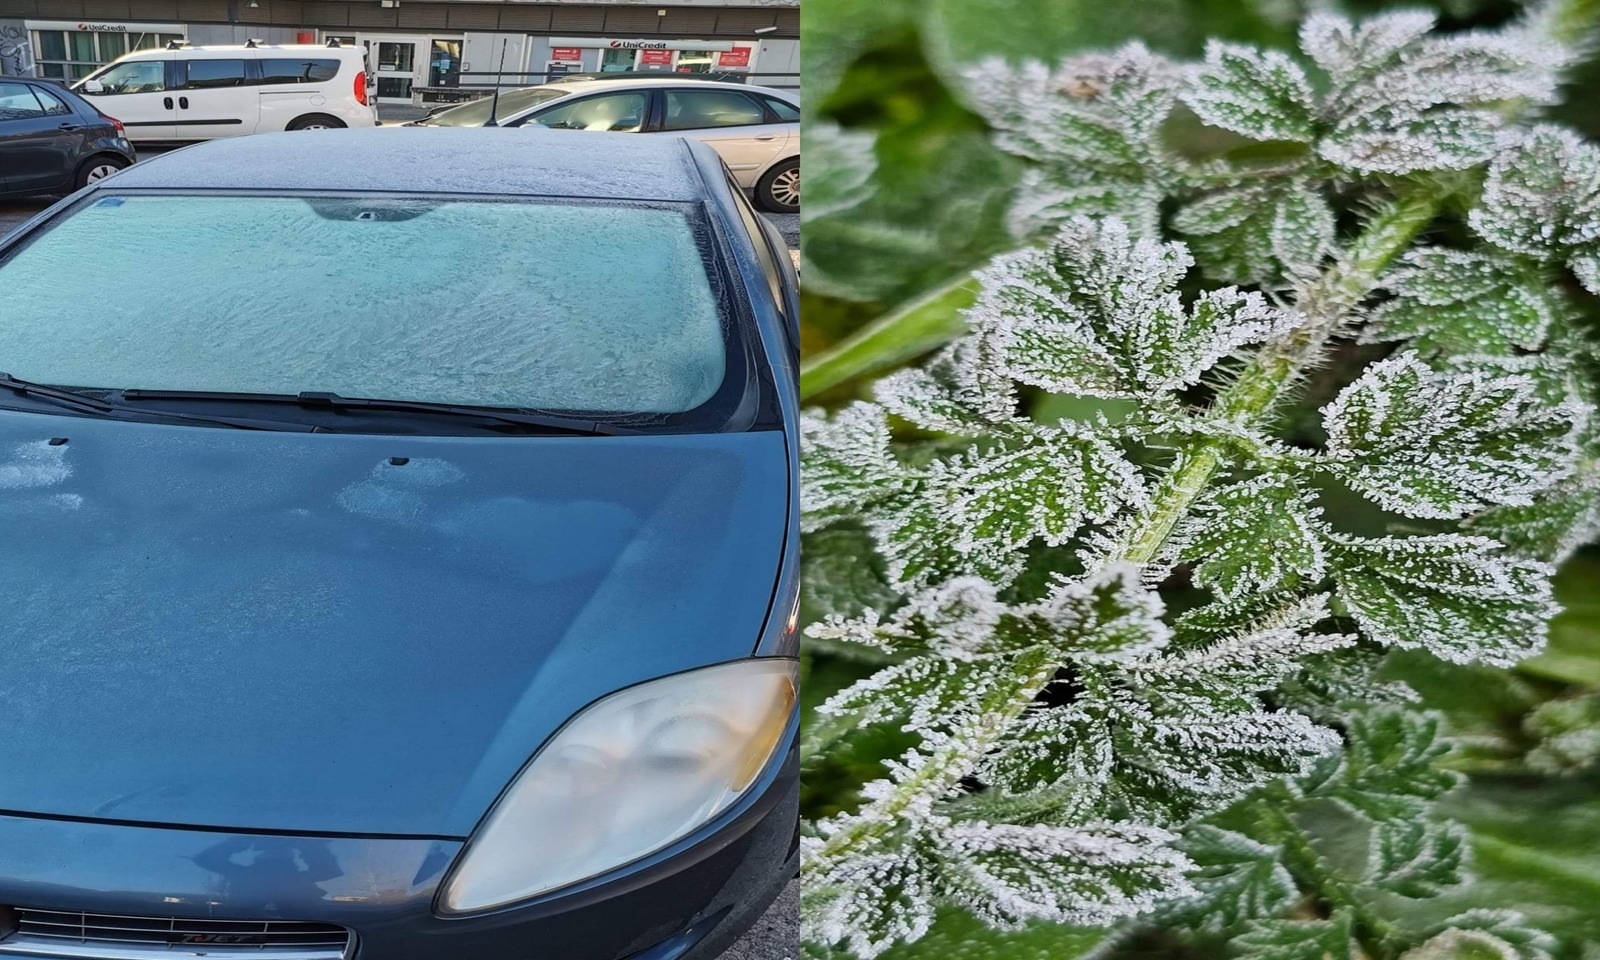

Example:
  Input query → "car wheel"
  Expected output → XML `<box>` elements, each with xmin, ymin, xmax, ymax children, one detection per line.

<box><xmin>288</xmin><ymin>114</ymin><xmax>347</xmax><ymax>131</ymax></box>
<box><xmin>757</xmin><ymin>159</ymin><xmax>799</xmax><ymax>213</ymax></box>
<box><xmin>76</xmin><ymin>155</ymin><xmax>130</xmax><ymax>189</ymax></box>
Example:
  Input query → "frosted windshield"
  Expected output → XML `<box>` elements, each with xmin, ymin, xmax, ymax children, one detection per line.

<box><xmin>0</xmin><ymin>195</ymin><xmax>727</xmax><ymax>414</ymax></box>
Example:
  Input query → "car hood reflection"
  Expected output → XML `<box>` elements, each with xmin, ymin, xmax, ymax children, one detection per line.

<box><xmin>0</xmin><ymin>412</ymin><xmax>788</xmax><ymax>837</ymax></box>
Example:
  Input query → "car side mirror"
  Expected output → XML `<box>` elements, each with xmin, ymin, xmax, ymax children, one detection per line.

<box><xmin>81</xmin><ymin>80</ymin><xmax>105</xmax><ymax>95</ymax></box>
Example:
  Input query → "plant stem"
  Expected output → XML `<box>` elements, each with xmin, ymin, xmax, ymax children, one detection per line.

<box><xmin>812</xmin><ymin>647</ymin><xmax>1057</xmax><ymax>861</ymax></box>
<box><xmin>1120</xmin><ymin>190</ymin><xmax>1443</xmax><ymax>565</ymax></box>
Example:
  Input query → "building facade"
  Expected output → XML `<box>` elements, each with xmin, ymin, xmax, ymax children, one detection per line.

<box><xmin>0</xmin><ymin>0</ymin><xmax>797</xmax><ymax>103</ymax></box>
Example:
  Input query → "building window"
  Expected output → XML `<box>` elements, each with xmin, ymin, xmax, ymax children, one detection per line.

<box><xmin>33</xmin><ymin>29</ymin><xmax>183</xmax><ymax>80</ymax></box>
<box><xmin>676</xmin><ymin>50</ymin><xmax>716</xmax><ymax>74</ymax></box>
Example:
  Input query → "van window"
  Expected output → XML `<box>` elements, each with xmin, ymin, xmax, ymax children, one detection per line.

<box><xmin>91</xmin><ymin>60</ymin><xmax>166</xmax><ymax>94</ymax></box>
<box><xmin>261</xmin><ymin>58</ymin><xmax>341</xmax><ymax>84</ymax></box>
<box><xmin>181</xmin><ymin>60</ymin><xmax>248</xmax><ymax>90</ymax></box>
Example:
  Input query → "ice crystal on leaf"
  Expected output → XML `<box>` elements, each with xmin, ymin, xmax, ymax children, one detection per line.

<box><xmin>802</xmin><ymin>5</ymin><xmax>1600</xmax><ymax>956</ymax></box>
<box><xmin>1321</xmin><ymin>353</ymin><xmax>1584</xmax><ymax>519</ymax></box>
<box><xmin>958</xmin><ymin>46</ymin><xmax>1183</xmax><ymax>236</ymax></box>
<box><xmin>968</xmin><ymin>217</ymin><xmax>1298</xmax><ymax>399</ymax></box>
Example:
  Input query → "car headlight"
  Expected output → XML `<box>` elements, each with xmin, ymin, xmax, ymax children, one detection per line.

<box><xmin>438</xmin><ymin>658</ymin><xmax>797</xmax><ymax>914</ymax></box>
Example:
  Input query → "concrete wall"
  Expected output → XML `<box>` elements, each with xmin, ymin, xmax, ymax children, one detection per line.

<box><xmin>0</xmin><ymin>17</ymin><xmax>34</xmax><ymax>76</ymax></box>
<box><xmin>187</xmin><ymin>24</ymin><xmax>303</xmax><ymax>45</ymax></box>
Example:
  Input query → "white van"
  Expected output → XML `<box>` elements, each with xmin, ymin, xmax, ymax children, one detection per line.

<box><xmin>72</xmin><ymin>41</ymin><xmax>378</xmax><ymax>143</ymax></box>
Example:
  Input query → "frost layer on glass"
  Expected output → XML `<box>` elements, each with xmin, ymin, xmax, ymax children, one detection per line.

<box><xmin>0</xmin><ymin>195</ymin><xmax>727</xmax><ymax>413</ymax></box>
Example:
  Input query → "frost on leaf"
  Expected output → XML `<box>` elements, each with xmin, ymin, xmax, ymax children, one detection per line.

<box><xmin>1321</xmin><ymin>353</ymin><xmax>1583</xmax><ymax>520</ymax></box>
<box><xmin>942</xmin><ymin>820</ymin><xmax>1193</xmax><ymax>928</ymax></box>
<box><xmin>1181</xmin><ymin>474</ymin><xmax>1326</xmax><ymax>600</ymax></box>
<box><xmin>801</xmin><ymin>845</ymin><xmax>936</xmax><ymax>960</ymax></box>
<box><xmin>807</xmin><ymin>577</ymin><xmax>1005</xmax><ymax>658</ymax></box>
<box><xmin>1302</xmin><ymin>12</ymin><xmax>1558</xmax><ymax>175</ymax></box>
<box><xmin>1469</xmin><ymin>466</ymin><xmax>1600</xmax><ymax>565</ymax></box>
<box><xmin>1234</xmin><ymin>911</ymin><xmax>1354</xmax><ymax>960</ymax></box>
<box><xmin>1368</xmin><ymin>820</ymin><xmax>1466</xmax><ymax>898</ymax></box>
<box><xmin>958</xmin><ymin>46</ymin><xmax>1183</xmax><ymax>236</ymax></box>
<box><xmin>805</xmin><ymin>121</ymin><xmax>878</xmax><ymax>220</ymax></box>
<box><xmin>874</xmin><ymin>338</ymin><xmax>1008</xmax><ymax>434</ymax></box>
<box><xmin>1158</xmin><ymin>826</ymin><xmax>1296</xmax><ymax>933</ymax></box>
<box><xmin>1303</xmin><ymin>708</ymin><xmax>1461</xmax><ymax>821</ymax></box>
<box><xmin>1170</xmin><ymin>180</ymin><xmax>1335</xmax><ymax>287</ymax></box>
<box><xmin>872</xmin><ymin>425</ymin><xmax>1145</xmax><ymax>590</ymax></box>
<box><xmin>1471</xmin><ymin>127</ymin><xmax>1600</xmax><ymax>294</ymax></box>
<box><xmin>1404</xmin><ymin>912</ymin><xmax>1557</xmax><ymax>960</ymax></box>
<box><xmin>1183</xmin><ymin>42</ymin><xmax>1317</xmax><ymax>143</ymax></box>
<box><xmin>1366</xmin><ymin>249</ymin><xmax>1562</xmax><ymax>356</ymax></box>
<box><xmin>1329</xmin><ymin>533</ymin><xmax>1558</xmax><ymax>667</ymax></box>
<box><xmin>1026</xmin><ymin>563</ymin><xmax>1170</xmax><ymax>661</ymax></box>
<box><xmin>800</xmin><ymin>403</ymin><xmax>913</xmax><ymax>533</ymax></box>
<box><xmin>970</xmin><ymin>217</ymin><xmax>1296</xmax><ymax>400</ymax></box>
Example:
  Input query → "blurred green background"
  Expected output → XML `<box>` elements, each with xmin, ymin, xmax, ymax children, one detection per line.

<box><xmin>799</xmin><ymin>0</ymin><xmax>1600</xmax><ymax>956</ymax></box>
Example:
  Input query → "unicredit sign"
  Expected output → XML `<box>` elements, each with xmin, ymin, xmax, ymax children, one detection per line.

<box><xmin>547</xmin><ymin>36</ymin><xmax>737</xmax><ymax>52</ymax></box>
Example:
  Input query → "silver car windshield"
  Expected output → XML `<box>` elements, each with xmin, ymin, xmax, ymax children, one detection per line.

<box><xmin>0</xmin><ymin>194</ymin><xmax>728</xmax><ymax>414</ymax></box>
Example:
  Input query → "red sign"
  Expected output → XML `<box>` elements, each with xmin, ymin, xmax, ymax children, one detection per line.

<box><xmin>638</xmin><ymin>49</ymin><xmax>674</xmax><ymax>66</ymax></box>
<box><xmin>550</xmin><ymin>47</ymin><xmax>583</xmax><ymax>61</ymax></box>
<box><xmin>717</xmin><ymin>46</ymin><xmax>752</xmax><ymax>68</ymax></box>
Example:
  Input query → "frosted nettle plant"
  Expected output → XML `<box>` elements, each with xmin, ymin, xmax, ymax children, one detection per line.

<box><xmin>800</xmin><ymin>4</ymin><xmax>1600</xmax><ymax>958</ymax></box>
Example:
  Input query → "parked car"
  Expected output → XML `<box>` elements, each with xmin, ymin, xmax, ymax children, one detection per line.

<box><xmin>549</xmin><ymin>71</ymin><xmax>750</xmax><ymax>84</ymax></box>
<box><xmin>0</xmin><ymin>127</ymin><xmax>799</xmax><ymax>960</ymax></box>
<box><xmin>412</xmin><ymin>78</ymin><xmax>800</xmax><ymax>213</ymax></box>
<box><xmin>70</xmin><ymin>41</ymin><xmax>377</xmax><ymax>143</ymax></box>
<box><xmin>0</xmin><ymin>78</ymin><xmax>135</xmax><ymax>198</ymax></box>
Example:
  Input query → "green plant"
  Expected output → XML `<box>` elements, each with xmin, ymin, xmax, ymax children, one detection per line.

<box><xmin>800</xmin><ymin>4</ymin><xmax>1600</xmax><ymax>957</ymax></box>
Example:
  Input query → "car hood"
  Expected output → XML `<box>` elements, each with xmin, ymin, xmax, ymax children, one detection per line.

<box><xmin>0</xmin><ymin>411</ymin><xmax>789</xmax><ymax>837</ymax></box>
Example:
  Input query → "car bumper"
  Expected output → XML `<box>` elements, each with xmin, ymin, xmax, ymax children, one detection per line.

<box><xmin>0</xmin><ymin>732</ymin><xmax>797</xmax><ymax>960</ymax></box>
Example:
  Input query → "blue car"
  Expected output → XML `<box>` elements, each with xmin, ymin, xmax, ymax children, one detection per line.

<box><xmin>0</xmin><ymin>128</ymin><xmax>799</xmax><ymax>960</ymax></box>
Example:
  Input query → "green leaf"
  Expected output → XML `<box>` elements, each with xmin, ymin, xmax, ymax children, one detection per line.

<box><xmin>952</xmin><ymin>46</ymin><xmax>1183</xmax><ymax>236</ymax></box>
<box><xmin>1171</xmin><ymin>180</ymin><xmax>1334</xmax><ymax>287</ymax></box>
<box><xmin>800</xmin><ymin>275</ymin><xmax>978</xmax><ymax>401</ymax></box>
<box><xmin>1183</xmin><ymin>473</ymin><xmax>1326</xmax><ymax>600</ymax></box>
<box><xmin>1184</xmin><ymin>42</ymin><xmax>1318</xmax><ymax>143</ymax></box>
<box><xmin>1471</xmin><ymin>127</ymin><xmax>1600</xmax><ymax>274</ymax></box>
<box><xmin>801</xmin><ymin>526</ymin><xmax>900</xmax><ymax>630</ymax></box>
<box><xmin>801</xmin><ymin>402</ymin><xmax>917</xmax><ymax>533</ymax></box>
<box><xmin>874</xmin><ymin>427</ymin><xmax>1146</xmax><ymax>589</ymax></box>
<box><xmin>1366</xmin><ymin>250</ymin><xmax>1563</xmax><ymax>357</ymax></box>
<box><xmin>941</xmin><ymin>820</ymin><xmax>1193</xmax><ymax>928</ymax></box>
<box><xmin>870</xmin><ymin>908</ymin><xmax>1103</xmax><ymax>960</ymax></box>
<box><xmin>803</xmin><ymin>848</ymin><xmax>938</xmax><ymax>960</ymax></box>
<box><xmin>1368</xmin><ymin>819</ymin><xmax>1466</xmax><ymax>898</ymax></box>
<box><xmin>1320</xmin><ymin>353</ymin><xmax>1583</xmax><ymax>521</ymax></box>
<box><xmin>1161</xmin><ymin>825</ymin><xmax>1297</xmax><ymax>932</ymax></box>
<box><xmin>819</xmin><ymin>654</ymin><xmax>1019</xmax><ymax>737</ymax></box>
<box><xmin>1232</xmin><ymin>911</ymin><xmax>1353</xmax><ymax>960</ymax></box>
<box><xmin>1524</xmin><ymin>692</ymin><xmax>1600</xmax><ymax>774</ymax></box>
<box><xmin>1329</xmin><ymin>533</ymin><xmax>1558</xmax><ymax>667</ymax></box>
<box><xmin>1470</xmin><ymin>468</ymin><xmax>1600</xmax><ymax>565</ymax></box>
<box><xmin>972</xmin><ymin>217</ymin><xmax>1295</xmax><ymax>399</ymax></box>
<box><xmin>1305</xmin><ymin>708</ymin><xmax>1459</xmax><ymax>821</ymax></box>
<box><xmin>808</xmin><ymin>121</ymin><xmax>880</xmax><ymax>219</ymax></box>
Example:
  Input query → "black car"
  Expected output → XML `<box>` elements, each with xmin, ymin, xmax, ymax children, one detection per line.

<box><xmin>0</xmin><ymin>78</ymin><xmax>135</xmax><ymax>200</ymax></box>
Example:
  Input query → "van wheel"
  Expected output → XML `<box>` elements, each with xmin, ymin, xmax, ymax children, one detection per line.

<box><xmin>75</xmin><ymin>154</ymin><xmax>130</xmax><ymax>189</ymax></box>
<box><xmin>288</xmin><ymin>114</ymin><xmax>347</xmax><ymax>131</ymax></box>
<box><xmin>756</xmin><ymin>159</ymin><xmax>799</xmax><ymax>213</ymax></box>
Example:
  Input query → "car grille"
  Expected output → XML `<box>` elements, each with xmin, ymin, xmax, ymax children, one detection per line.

<box><xmin>0</xmin><ymin>907</ymin><xmax>351</xmax><ymax>958</ymax></box>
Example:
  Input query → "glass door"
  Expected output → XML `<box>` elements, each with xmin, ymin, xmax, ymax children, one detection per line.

<box><xmin>429</xmin><ymin>40</ymin><xmax>462</xmax><ymax>87</ymax></box>
<box><xmin>359</xmin><ymin>36</ymin><xmax>422</xmax><ymax>104</ymax></box>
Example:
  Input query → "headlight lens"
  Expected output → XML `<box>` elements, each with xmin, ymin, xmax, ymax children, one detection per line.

<box><xmin>438</xmin><ymin>658</ymin><xmax>796</xmax><ymax>913</ymax></box>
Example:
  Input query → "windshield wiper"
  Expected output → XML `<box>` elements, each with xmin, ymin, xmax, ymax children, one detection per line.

<box><xmin>0</xmin><ymin>374</ymin><xmax>318</xmax><ymax>432</ymax></box>
<box><xmin>116</xmin><ymin>389</ymin><xmax>633</xmax><ymax>436</ymax></box>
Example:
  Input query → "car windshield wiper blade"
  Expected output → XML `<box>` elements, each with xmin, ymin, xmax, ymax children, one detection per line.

<box><xmin>116</xmin><ymin>389</ymin><xmax>633</xmax><ymax>436</ymax></box>
<box><xmin>0</xmin><ymin>374</ymin><xmax>318</xmax><ymax>432</ymax></box>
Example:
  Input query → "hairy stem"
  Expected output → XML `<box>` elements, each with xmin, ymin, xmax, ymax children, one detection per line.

<box><xmin>811</xmin><ymin>648</ymin><xmax>1057</xmax><ymax>862</ymax></box>
<box><xmin>1122</xmin><ymin>190</ymin><xmax>1444</xmax><ymax>565</ymax></box>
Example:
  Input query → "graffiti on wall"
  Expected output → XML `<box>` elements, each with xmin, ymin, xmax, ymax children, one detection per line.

<box><xmin>0</xmin><ymin>22</ymin><xmax>35</xmax><ymax>77</ymax></box>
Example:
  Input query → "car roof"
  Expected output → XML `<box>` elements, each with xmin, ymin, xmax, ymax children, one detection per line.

<box><xmin>106</xmin><ymin>127</ymin><xmax>712</xmax><ymax>201</ymax></box>
<box><xmin>529</xmin><ymin>78</ymin><xmax>798</xmax><ymax>101</ymax></box>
